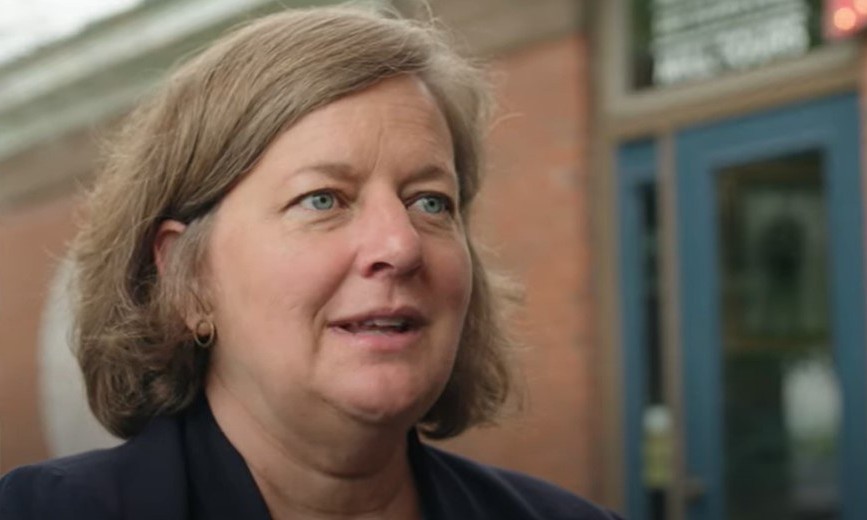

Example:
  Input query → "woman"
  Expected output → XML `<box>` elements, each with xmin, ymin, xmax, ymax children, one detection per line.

<box><xmin>0</xmin><ymin>5</ymin><xmax>623</xmax><ymax>519</ymax></box>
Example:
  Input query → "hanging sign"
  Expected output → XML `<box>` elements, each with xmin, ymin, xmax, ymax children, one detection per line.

<box><xmin>640</xmin><ymin>0</ymin><xmax>814</xmax><ymax>88</ymax></box>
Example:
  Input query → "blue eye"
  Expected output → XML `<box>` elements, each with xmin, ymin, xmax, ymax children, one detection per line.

<box><xmin>300</xmin><ymin>192</ymin><xmax>336</xmax><ymax>211</ymax></box>
<box><xmin>411</xmin><ymin>194</ymin><xmax>451</xmax><ymax>215</ymax></box>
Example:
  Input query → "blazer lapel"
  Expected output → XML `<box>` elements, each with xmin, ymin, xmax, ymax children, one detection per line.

<box><xmin>115</xmin><ymin>416</ymin><xmax>190</xmax><ymax>520</ymax></box>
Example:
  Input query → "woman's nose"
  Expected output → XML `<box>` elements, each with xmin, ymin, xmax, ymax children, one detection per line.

<box><xmin>355</xmin><ymin>198</ymin><xmax>423</xmax><ymax>278</ymax></box>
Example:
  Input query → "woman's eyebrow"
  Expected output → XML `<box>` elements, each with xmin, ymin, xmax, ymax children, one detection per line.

<box><xmin>409</xmin><ymin>163</ymin><xmax>457</xmax><ymax>188</ymax></box>
<box><xmin>290</xmin><ymin>162</ymin><xmax>357</xmax><ymax>182</ymax></box>
<box><xmin>290</xmin><ymin>162</ymin><xmax>457</xmax><ymax>188</ymax></box>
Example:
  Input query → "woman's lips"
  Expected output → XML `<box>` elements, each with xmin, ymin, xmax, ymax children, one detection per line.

<box><xmin>327</xmin><ymin>306</ymin><xmax>428</xmax><ymax>352</ymax></box>
<box><xmin>329</xmin><ymin>307</ymin><xmax>426</xmax><ymax>331</ymax></box>
<box><xmin>327</xmin><ymin>321</ymin><xmax>424</xmax><ymax>353</ymax></box>
<box><xmin>336</xmin><ymin>317</ymin><xmax>415</xmax><ymax>333</ymax></box>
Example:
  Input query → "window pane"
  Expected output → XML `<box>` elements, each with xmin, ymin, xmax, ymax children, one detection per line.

<box><xmin>631</xmin><ymin>0</ymin><xmax>825</xmax><ymax>90</ymax></box>
<box><xmin>638</xmin><ymin>184</ymin><xmax>669</xmax><ymax>520</ymax></box>
<box><xmin>717</xmin><ymin>151</ymin><xmax>841</xmax><ymax>520</ymax></box>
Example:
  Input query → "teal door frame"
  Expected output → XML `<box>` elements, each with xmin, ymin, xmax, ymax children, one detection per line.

<box><xmin>617</xmin><ymin>92</ymin><xmax>867</xmax><ymax>520</ymax></box>
<box><xmin>617</xmin><ymin>140</ymin><xmax>658</xmax><ymax>520</ymax></box>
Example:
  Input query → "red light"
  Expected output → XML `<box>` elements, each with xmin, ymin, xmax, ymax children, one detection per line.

<box><xmin>825</xmin><ymin>0</ymin><xmax>867</xmax><ymax>40</ymax></box>
<box><xmin>835</xmin><ymin>6</ymin><xmax>857</xmax><ymax>30</ymax></box>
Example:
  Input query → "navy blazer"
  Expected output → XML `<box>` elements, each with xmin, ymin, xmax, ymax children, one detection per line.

<box><xmin>0</xmin><ymin>396</ymin><xmax>624</xmax><ymax>519</ymax></box>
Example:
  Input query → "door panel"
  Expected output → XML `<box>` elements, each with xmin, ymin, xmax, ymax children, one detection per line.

<box><xmin>676</xmin><ymin>93</ymin><xmax>867</xmax><ymax>520</ymax></box>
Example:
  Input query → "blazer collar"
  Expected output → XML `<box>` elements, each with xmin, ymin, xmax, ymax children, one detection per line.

<box><xmin>114</xmin><ymin>414</ymin><xmax>190</xmax><ymax>520</ymax></box>
<box><xmin>183</xmin><ymin>395</ymin><xmax>272</xmax><ymax>520</ymax></box>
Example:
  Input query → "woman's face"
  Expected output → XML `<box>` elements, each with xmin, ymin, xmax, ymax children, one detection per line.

<box><xmin>204</xmin><ymin>76</ymin><xmax>472</xmax><ymax>431</ymax></box>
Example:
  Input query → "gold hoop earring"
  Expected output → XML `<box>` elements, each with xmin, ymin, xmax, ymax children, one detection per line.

<box><xmin>194</xmin><ymin>319</ymin><xmax>216</xmax><ymax>348</ymax></box>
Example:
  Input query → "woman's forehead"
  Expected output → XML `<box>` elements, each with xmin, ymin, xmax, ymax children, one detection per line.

<box><xmin>255</xmin><ymin>77</ymin><xmax>455</xmax><ymax>178</ymax></box>
<box><xmin>293</xmin><ymin>76</ymin><xmax>451</xmax><ymax>143</ymax></box>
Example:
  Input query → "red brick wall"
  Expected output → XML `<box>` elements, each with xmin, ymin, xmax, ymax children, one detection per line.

<box><xmin>0</xmin><ymin>194</ymin><xmax>79</xmax><ymax>470</ymax></box>
<box><xmin>438</xmin><ymin>33</ymin><xmax>599</xmax><ymax>499</ymax></box>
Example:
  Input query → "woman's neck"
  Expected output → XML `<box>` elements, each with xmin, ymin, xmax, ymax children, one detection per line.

<box><xmin>205</xmin><ymin>378</ymin><xmax>423</xmax><ymax>520</ymax></box>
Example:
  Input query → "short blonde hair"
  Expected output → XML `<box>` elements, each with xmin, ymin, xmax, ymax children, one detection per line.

<box><xmin>72</xmin><ymin>4</ymin><xmax>514</xmax><ymax>439</ymax></box>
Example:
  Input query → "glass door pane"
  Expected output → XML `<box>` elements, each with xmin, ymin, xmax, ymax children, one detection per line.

<box><xmin>716</xmin><ymin>151</ymin><xmax>841</xmax><ymax>520</ymax></box>
<box><xmin>638</xmin><ymin>183</ymin><xmax>669</xmax><ymax>520</ymax></box>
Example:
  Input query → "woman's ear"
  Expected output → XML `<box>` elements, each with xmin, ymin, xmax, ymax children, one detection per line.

<box><xmin>153</xmin><ymin>219</ymin><xmax>187</xmax><ymax>278</ymax></box>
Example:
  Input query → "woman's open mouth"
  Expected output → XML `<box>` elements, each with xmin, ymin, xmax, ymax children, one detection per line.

<box><xmin>336</xmin><ymin>317</ymin><xmax>418</xmax><ymax>334</ymax></box>
<box><xmin>328</xmin><ymin>309</ymin><xmax>427</xmax><ymax>350</ymax></box>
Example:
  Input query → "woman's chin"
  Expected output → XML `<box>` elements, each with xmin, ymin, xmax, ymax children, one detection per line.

<box><xmin>326</xmin><ymin>373</ymin><xmax>441</xmax><ymax>429</ymax></box>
